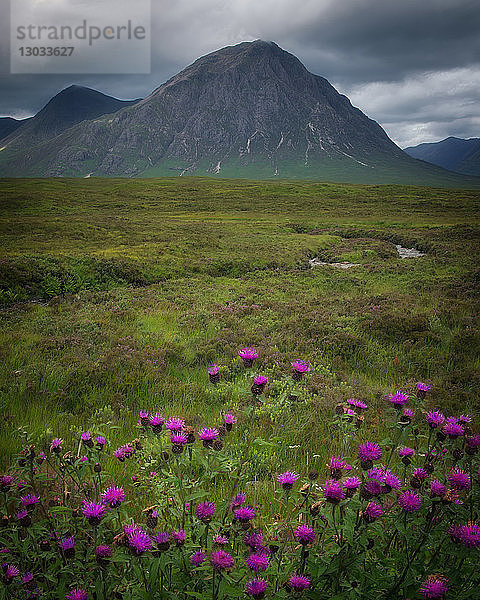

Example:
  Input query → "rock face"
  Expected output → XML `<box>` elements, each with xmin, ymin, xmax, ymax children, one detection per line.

<box><xmin>404</xmin><ymin>136</ymin><xmax>480</xmax><ymax>177</ymax></box>
<box><xmin>0</xmin><ymin>41</ymin><xmax>479</xmax><ymax>186</ymax></box>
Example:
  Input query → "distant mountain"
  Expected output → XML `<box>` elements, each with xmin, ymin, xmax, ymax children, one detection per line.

<box><xmin>404</xmin><ymin>137</ymin><xmax>480</xmax><ymax>176</ymax></box>
<box><xmin>0</xmin><ymin>85</ymin><xmax>140</xmax><ymax>153</ymax></box>
<box><xmin>0</xmin><ymin>42</ymin><xmax>479</xmax><ymax>187</ymax></box>
<box><xmin>0</xmin><ymin>117</ymin><xmax>29</xmax><ymax>142</ymax></box>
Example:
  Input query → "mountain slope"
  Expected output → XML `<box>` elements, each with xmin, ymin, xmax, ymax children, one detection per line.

<box><xmin>0</xmin><ymin>42</ymin><xmax>479</xmax><ymax>187</ymax></box>
<box><xmin>0</xmin><ymin>117</ymin><xmax>30</xmax><ymax>142</ymax></box>
<box><xmin>0</xmin><ymin>85</ymin><xmax>140</xmax><ymax>154</ymax></box>
<box><xmin>404</xmin><ymin>137</ymin><xmax>480</xmax><ymax>176</ymax></box>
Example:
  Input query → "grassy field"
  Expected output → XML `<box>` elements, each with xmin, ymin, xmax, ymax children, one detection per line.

<box><xmin>0</xmin><ymin>177</ymin><xmax>479</xmax><ymax>505</ymax></box>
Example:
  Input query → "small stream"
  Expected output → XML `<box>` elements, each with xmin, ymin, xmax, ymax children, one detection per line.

<box><xmin>309</xmin><ymin>242</ymin><xmax>426</xmax><ymax>269</ymax></box>
<box><xmin>395</xmin><ymin>244</ymin><xmax>426</xmax><ymax>258</ymax></box>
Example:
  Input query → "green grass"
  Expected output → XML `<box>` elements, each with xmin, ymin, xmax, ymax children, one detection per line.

<box><xmin>0</xmin><ymin>177</ymin><xmax>479</xmax><ymax>494</ymax></box>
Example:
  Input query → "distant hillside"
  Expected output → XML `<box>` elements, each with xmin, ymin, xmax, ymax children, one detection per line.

<box><xmin>0</xmin><ymin>117</ymin><xmax>29</xmax><ymax>142</ymax></box>
<box><xmin>404</xmin><ymin>137</ymin><xmax>480</xmax><ymax>176</ymax></box>
<box><xmin>0</xmin><ymin>85</ymin><xmax>140</xmax><ymax>152</ymax></box>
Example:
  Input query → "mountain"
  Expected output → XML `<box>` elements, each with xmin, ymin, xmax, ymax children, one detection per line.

<box><xmin>404</xmin><ymin>137</ymin><xmax>480</xmax><ymax>176</ymax></box>
<box><xmin>0</xmin><ymin>117</ymin><xmax>29</xmax><ymax>142</ymax></box>
<box><xmin>0</xmin><ymin>41</ymin><xmax>479</xmax><ymax>187</ymax></box>
<box><xmin>0</xmin><ymin>85</ymin><xmax>140</xmax><ymax>154</ymax></box>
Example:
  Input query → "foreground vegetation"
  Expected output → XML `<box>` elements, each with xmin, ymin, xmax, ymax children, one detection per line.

<box><xmin>0</xmin><ymin>176</ymin><xmax>479</xmax><ymax>596</ymax></box>
<box><xmin>1</xmin><ymin>366</ymin><xmax>479</xmax><ymax>599</ymax></box>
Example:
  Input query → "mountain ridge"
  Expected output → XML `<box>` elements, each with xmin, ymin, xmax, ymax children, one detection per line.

<box><xmin>1</xmin><ymin>41</ymin><xmax>479</xmax><ymax>187</ymax></box>
<box><xmin>404</xmin><ymin>136</ymin><xmax>480</xmax><ymax>176</ymax></box>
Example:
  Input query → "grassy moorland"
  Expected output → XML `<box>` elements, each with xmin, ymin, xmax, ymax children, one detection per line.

<box><xmin>0</xmin><ymin>177</ymin><xmax>479</xmax><ymax>484</ymax></box>
<box><xmin>1</xmin><ymin>177</ymin><xmax>480</xmax><ymax>599</ymax></box>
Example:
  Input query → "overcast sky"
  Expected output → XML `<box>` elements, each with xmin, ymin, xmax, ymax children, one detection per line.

<box><xmin>1</xmin><ymin>0</ymin><xmax>479</xmax><ymax>147</ymax></box>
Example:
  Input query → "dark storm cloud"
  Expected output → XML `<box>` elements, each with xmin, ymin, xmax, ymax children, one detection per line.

<box><xmin>0</xmin><ymin>0</ymin><xmax>479</xmax><ymax>146</ymax></box>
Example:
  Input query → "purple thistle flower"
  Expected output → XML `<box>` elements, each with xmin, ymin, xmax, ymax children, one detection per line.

<box><xmin>366</xmin><ymin>466</ymin><xmax>383</xmax><ymax>480</ymax></box>
<box><xmin>417</xmin><ymin>382</ymin><xmax>430</xmax><ymax>392</ymax></box>
<box><xmin>388</xmin><ymin>391</ymin><xmax>409</xmax><ymax>407</ymax></box>
<box><xmin>398</xmin><ymin>490</ymin><xmax>422</xmax><ymax>512</ymax></box>
<box><xmin>238</xmin><ymin>348</ymin><xmax>258</xmax><ymax>363</ymax></box>
<box><xmin>149</xmin><ymin>413</ymin><xmax>165</xmax><ymax>428</ymax></box>
<box><xmin>128</xmin><ymin>530</ymin><xmax>152</xmax><ymax>554</ymax></box>
<box><xmin>364</xmin><ymin>502</ymin><xmax>383</xmax><ymax>522</ymax></box>
<box><xmin>121</xmin><ymin>444</ymin><xmax>135</xmax><ymax>457</ymax></box>
<box><xmin>210</xmin><ymin>549</ymin><xmax>234</xmax><ymax>570</ymax></box>
<box><xmin>294</xmin><ymin>525</ymin><xmax>316</xmax><ymax>544</ymax></box>
<box><xmin>458</xmin><ymin>414</ymin><xmax>471</xmax><ymax>423</ymax></box>
<box><xmin>455</xmin><ymin>522</ymin><xmax>480</xmax><ymax>548</ymax></box>
<box><xmin>343</xmin><ymin>476</ymin><xmax>361</xmax><ymax>489</ymax></box>
<box><xmin>288</xmin><ymin>574</ymin><xmax>311</xmax><ymax>591</ymax></box>
<box><xmin>447</xmin><ymin>469</ymin><xmax>471</xmax><ymax>490</ymax></box>
<box><xmin>95</xmin><ymin>545</ymin><xmax>112</xmax><ymax>558</ymax></box>
<box><xmin>231</xmin><ymin>493</ymin><xmax>246</xmax><ymax>507</ymax></box>
<box><xmin>59</xmin><ymin>536</ymin><xmax>75</xmax><ymax>550</ymax></box>
<box><xmin>244</xmin><ymin>532</ymin><xmax>263</xmax><ymax>550</ymax></box>
<box><xmin>195</xmin><ymin>502</ymin><xmax>215</xmax><ymax>522</ymax></box>
<box><xmin>426</xmin><ymin>411</ymin><xmax>445</xmax><ymax>428</ymax></box>
<box><xmin>246</xmin><ymin>578</ymin><xmax>268</xmax><ymax>599</ymax></box>
<box><xmin>467</xmin><ymin>434</ymin><xmax>480</xmax><ymax>449</ymax></box>
<box><xmin>101</xmin><ymin>486</ymin><xmax>125</xmax><ymax>508</ymax></box>
<box><xmin>292</xmin><ymin>360</ymin><xmax>310</xmax><ymax>373</ymax></box>
<box><xmin>246</xmin><ymin>553</ymin><xmax>269</xmax><ymax>572</ymax></box>
<box><xmin>403</xmin><ymin>408</ymin><xmax>415</xmax><ymax>419</ymax></box>
<box><xmin>96</xmin><ymin>436</ymin><xmax>106</xmax><ymax>448</ymax></box>
<box><xmin>153</xmin><ymin>531</ymin><xmax>169</xmax><ymax>544</ymax></box>
<box><xmin>172</xmin><ymin>530</ymin><xmax>186</xmax><ymax>545</ymax></box>
<box><xmin>399</xmin><ymin>447</ymin><xmax>415</xmax><ymax>457</ymax></box>
<box><xmin>343</xmin><ymin>477</ymin><xmax>361</xmax><ymax>496</ymax></box>
<box><xmin>50</xmin><ymin>438</ymin><xmax>63</xmax><ymax>453</ymax></box>
<box><xmin>16</xmin><ymin>509</ymin><xmax>30</xmax><ymax>524</ymax></box>
<box><xmin>198</xmin><ymin>428</ymin><xmax>219</xmax><ymax>442</ymax></box>
<box><xmin>208</xmin><ymin>364</ymin><xmax>219</xmax><ymax>375</ymax></box>
<box><xmin>170</xmin><ymin>432</ymin><xmax>188</xmax><ymax>445</ymax></box>
<box><xmin>165</xmin><ymin>417</ymin><xmax>185</xmax><ymax>432</ymax></box>
<box><xmin>430</xmin><ymin>480</ymin><xmax>447</xmax><ymax>497</ymax></box>
<box><xmin>82</xmin><ymin>501</ymin><xmax>106</xmax><ymax>525</ymax></box>
<box><xmin>123</xmin><ymin>523</ymin><xmax>141</xmax><ymax>536</ymax></box>
<box><xmin>358</xmin><ymin>442</ymin><xmax>382</xmax><ymax>466</ymax></box>
<box><xmin>277</xmin><ymin>471</ymin><xmax>299</xmax><ymax>490</ymax></box>
<box><xmin>234</xmin><ymin>506</ymin><xmax>256</xmax><ymax>522</ymax></box>
<box><xmin>363</xmin><ymin>480</ymin><xmax>383</xmax><ymax>497</ymax></box>
<box><xmin>347</xmin><ymin>398</ymin><xmax>368</xmax><ymax>411</ymax></box>
<box><xmin>213</xmin><ymin>534</ymin><xmax>229</xmax><ymax>546</ymax></box>
<box><xmin>190</xmin><ymin>550</ymin><xmax>207</xmax><ymax>566</ymax></box>
<box><xmin>80</xmin><ymin>432</ymin><xmax>93</xmax><ymax>448</ymax></box>
<box><xmin>383</xmin><ymin>471</ymin><xmax>402</xmax><ymax>490</ymax></box>
<box><xmin>4</xmin><ymin>564</ymin><xmax>20</xmax><ymax>581</ymax></box>
<box><xmin>329</xmin><ymin>456</ymin><xmax>349</xmax><ymax>479</ymax></box>
<box><xmin>253</xmin><ymin>375</ymin><xmax>268</xmax><ymax>386</ymax></box>
<box><xmin>224</xmin><ymin>414</ymin><xmax>236</xmax><ymax>425</ymax></box>
<box><xmin>22</xmin><ymin>572</ymin><xmax>34</xmax><ymax>584</ymax></box>
<box><xmin>412</xmin><ymin>468</ymin><xmax>428</xmax><ymax>481</ymax></box>
<box><xmin>324</xmin><ymin>479</ymin><xmax>345</xmax><ymax>503</ymax></box>
<box><xmin>113</xmin><ymin>448</ymin><xmax>125</xmax><ymax>461</ymax></box>
<box><xmin>443</xmin><ymin>421</ymin><xmax>464</xmax><ymax>438</ymax></box>
<box><xmin>0</xmin><ymin>475</ymin><xmax>14</xmax><ymax>492</ymax></box>
<box><xmin>20</xmin><ymin>494</ymin><xmax>40</xmax><ymax>508</ymax></box>
<box><xmin>419</xmin><ymin>575</ymin><xmax>448</xmax><ymax>599</ymax></box>
<box><xmin>59</xmin><ymin>536</ymin><xmax>75</xmax><ymax>557</ymax></box>
<box><xmin>66</xmin><ymin>589</ymin><xmax>88</xmax><ymax>600</ymax></box>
